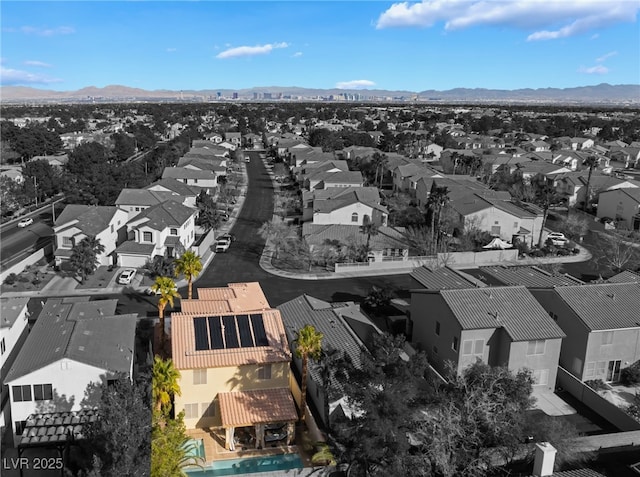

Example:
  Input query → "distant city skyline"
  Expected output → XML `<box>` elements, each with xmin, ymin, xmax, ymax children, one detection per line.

<box><xmin>1</xmin><ymin>1</ymin><xmax>639</xmax><ymax>93</ymax></box>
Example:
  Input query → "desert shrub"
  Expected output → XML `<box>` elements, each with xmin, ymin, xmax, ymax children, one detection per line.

<box><xmin>585</xmin><ymin>379</ymin><xmax>608</xmax><ymax>392</ymax></box>
<box><xmin>32</xmin><ymin>278</ymin><xmax>41</xmax><ymax>286</ymax></box>
<box><xmin>311</xmin><ymin>443</ymin><xmax>336</xmax><ymax>466</ymax></box>
<box><xmin>18</xmin><ymin>275</ymin><xmax>30</xmax><ymax>283</ymax></box>
<box><xmin>621</xmin><ymin>361</ymin><xmax>640</xmax><ymax>386</ymax></box>
<box><xmin>514</xmin><ymin>240</ymin><xmax>530</xmax><ymax>257</ymax></box>
<box><xmin>4</xmin><ymin>273</ymin><xmax>17</xmax><ymax>285</ymax></box>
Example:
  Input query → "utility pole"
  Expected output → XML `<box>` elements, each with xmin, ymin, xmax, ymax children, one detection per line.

<box><xmin>33</xmin><ymin>177</ymin><xmax>38</xmax><ymax>207</ymax></box>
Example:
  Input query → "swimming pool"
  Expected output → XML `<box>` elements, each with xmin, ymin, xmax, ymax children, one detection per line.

<box><xmin>184</xmin><ymin>453</ymin><xmax>304</xmax><ymax>476</ymax></box>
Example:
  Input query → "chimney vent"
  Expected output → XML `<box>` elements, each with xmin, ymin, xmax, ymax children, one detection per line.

<box><xmin>532</xmin><ymin>442</ymin><xmax>556</xmax><ymax>477</ymax></box>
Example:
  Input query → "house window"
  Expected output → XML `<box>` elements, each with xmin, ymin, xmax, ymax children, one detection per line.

<box><xmin>14</xmin><ymin>420</ymin><xmax>27</xmax><ymax>436</ymax></box>
<box><xmin>585</xmin><ymin>362</ymin><xmax>596</xmax><ymax>379</ymax></box>
<box><xmin>596</xmin><ymin>361</ymin><xmax>606</xmax><ymax>377</ymax></box>
<box><xmin>184</xmin><ymin>404</ymin><xmax>199</xmax><ymax>419</ymax></box>
<box><xmin>170</xmin><ymin>228</ymin><xmax>178</xmax><ymax>236</ymax></box>
<box><xmin>143</xmin><ymin>232</ymin><xmax>152</xmax><ymax>242</ymax></box>
<box><xmin>513</xmin><ymin>222</ymin><xmax>518</xmax><ymax>229</ymax></box>
<box><xmin>135</xmin><ymin>207</ymin><xmax>141</xmax><ymax>212</ymax></box>
<box><xmin>1</xmin><ymin>338</ymin><xmax>5</xmax><ymax>355</ymax></box>
<box><xmin>33</xmin><ymin>384</ymin><xmax>53</xmax><ymax>401</ymax></box>
<box><xmin>63</xmin><ymin>237</ymin><xmax>74</xmax><ymax>247</ymax></box>
<box><xmin>351</xmin><ymin>212</ymin><xmax>358</xmax><ymax>223</ymax></box>
<box><xmin>110</xmin><ymin>224</ymin><xmax>114</xmax><ymax>233</ymax></box>
<box><xmin>12</xmin><ymin>385</ymin><xmax>32</xmax><ymax>402</ymax></box>
<box><xmin>201</xmin><ymin>402</ymin><xmax>215</xmax><ymax>417</ymax></box>
<box><xmin>452</xmin><ymin>337</ymin><xmax>459</xmax><ymax>352</ymax></box>
<box><xmin>548</xmin><ymin>311</ymin><xmax>558</xmax><ymax>321</ymax></box>
<box><xmin>193</xmin><ymin>179</ymin><xmax>198</xmax><ymax>184</ymax></box>
<box><xmin>433</xmin><ymin>345</ymin><xmax>438</xmax><ymax>355</ymax></box>
<box><xmin>533</xmin><ymin>369</ymin><xmax>549</xmax><ymax>386</ymax></box>
<box><xmin>257</xmin><ymin>364</ymin><xmax>272</xmax><ymax>380</ymax></box>
<box><xmin>435</xmin><ymin>321</ymin><xmax>441</xmax><ymax>336</ymax></box>
<box><xmin>601</xmin><ymin>331</ymin><xmax>614</xmax><ymax>345</ymax></box>
<box><xmin>462</xmin><ymin>339</ymin><xmax>484</xmax><ymax>357</ymax></box>
<box><xmin>193</xmin><ymin>369</ymin><xmax>207</xmax><ymax>385</ymax></box>
<box><xmin>527</xmin><ymin>340</ymin><xmax>546</xmax><ymax>356</ymax></box>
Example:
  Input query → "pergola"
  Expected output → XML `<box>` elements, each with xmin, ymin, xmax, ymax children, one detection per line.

<box><xmin>17</xmin><ymin>409</ymin><xmax>99</xmax><ymax>477</ymax></box>
<box><xmin>218</xmin><ymin>388</ymin><xmax>298</xmax><ymax>451</ymax></box>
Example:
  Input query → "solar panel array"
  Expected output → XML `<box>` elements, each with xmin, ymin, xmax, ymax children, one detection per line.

<box><xmin>193</xmin><ymin>314</ymin><xmax>269</xmax><ymax>351</ymax></box>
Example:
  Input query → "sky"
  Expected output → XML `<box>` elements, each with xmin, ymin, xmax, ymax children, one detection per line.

<box><xmin>1</xmin><ymin>1</ymin><xmax>639</xmax><ymax>92</ymax></box>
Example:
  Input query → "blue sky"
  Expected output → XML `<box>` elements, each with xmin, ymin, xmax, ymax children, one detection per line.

<box><xmin>1</xmin><ymin>1</ymin><xmax>639</xmax><ymax>92</ymax></box>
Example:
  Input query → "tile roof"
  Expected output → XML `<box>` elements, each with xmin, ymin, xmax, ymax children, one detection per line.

<box><xmin>411</xmin><ymin>266</ymin><xmax>478</xmax><ymax>290</ymax></box>
<box><xmin>54</xmin><ymin>205</ymin><xmax>121</xmax><ymax>236</ymax></box>
<box><xmin>313</xmin><ymin>189</ymin><xmax>387</xmax><ymax>214</ymax></box>
<box><xmin>480</xmin><ymin>266</ymin><xmax>584</xmax><ymax>287</ymax></box>
<box><xmin>130</xmin><ymin>201</ymin><xmax>196</xmax><ymax>231</ymax></box>
<box><xmin>552</xmin><ymin>283</ymin><xmax>640</xmax><ymax>330</ymax></box>
<box><xmin>1</xmin><ymin>297</ymin><xmax>30</xmax><ymax>329</ymax></box>
<box><xmin>439</xmin><ymin>286</ymin><xmax>566</xmax><ymax>341</ymax></box>
<box><xmin>606</xmin><ymin>270</ymin><xmax>640</xmax><ymax>283</ymax></box>
<box><xmin>5</xmin><ymin>298</ymin><xmax>135</xmax><ymax>382</ymax></box>
<box><xmin>218</xmin><ymin>388</ymin><xmax>298</xmax><ymax>427</ymax></box>
<box><xmin>114</xmin><ymin>241</ymin><xmax>155</xmax><ymax>255</ymax></box>
<box><xmin>313</xmin><ymin>170</ymin><xmax>364</xmax><ymax>185</ymax></box>
<box><xmin>277</xmin><ymin>295</ymin><xmax>367</xmax><ymax>385</ymax></box>
<box><xmin>170</xmin><ymin>309</ymin><xmax>291</xmax><ymax>370</ymax></box>
<box><xmin>162</xmin><ymin>167</ymin><xmax>218</xmax><ymax>180</ymax></box>
<box><xmin>195</xmin><ymin>282</ymin><xmax>271</xmax><ymax>312</ymax></box>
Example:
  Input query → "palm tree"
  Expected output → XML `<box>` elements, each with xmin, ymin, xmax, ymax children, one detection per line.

<box><xmin>152</xmin><ymin>356</ymin><xmax>181</xmax><ymax>416</ymax></box>
<box><xmin>581</xmin><ymin>155</ymin><xmax>598</xmax><ymax>211</ymax></box>
<box><xmin>372</xmin><ymin>152</ymin><xmax>388</xmax><ymax>188</ymax></box>
<box><xmin>151</xmin><ymin>276</ymin><xmax>181</xmax><ymax>355</ymax></box>
<box><xmin>293</xmin><ymin>324</ymin><xmax>323</xmax><ymax>423</ymax></box>
<box><xmin>174</xmin><ymin>250</ymin><xmax>202</xmax><ymax>300</ymax></box>
<box><xmin>360</xmin><ymin>215</ymin><xmax>379</xmax><ymax>251</ymax></box>
<box><xmin>427</xmin><ymin>186</ymin><xmax>450</xmax><ymax>253</ymax></box>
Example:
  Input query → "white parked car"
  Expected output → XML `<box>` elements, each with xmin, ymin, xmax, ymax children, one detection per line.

<box><xmin>546</xmin><ymin>232</ymin><xmax>569</xmax><ymax>246</ymax></box>
<box><xmin>17</xmin><ymin>217</ymin><xmax>34</xmax><ymax>228</ymax></box>
<box><xmin>215</xmin><ymin>237</ymin><xmax>232</xmax><ymax>253</ymax></box>
<box><xmin>117</xmin><ymin>269</ymin><xmax>137</xmax><ymax>284</ymax></box>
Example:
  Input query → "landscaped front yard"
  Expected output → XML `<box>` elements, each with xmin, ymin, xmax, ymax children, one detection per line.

<box><xmin>1</xmin><ymin>259</ymin><xmax>55</xmax><ymax>293</ymax></box>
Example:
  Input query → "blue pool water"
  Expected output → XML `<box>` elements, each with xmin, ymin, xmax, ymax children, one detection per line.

<box><xmin>184</xmin><ymin>453</ymin><xmax>304</xmax><ymax>476</ymax></box>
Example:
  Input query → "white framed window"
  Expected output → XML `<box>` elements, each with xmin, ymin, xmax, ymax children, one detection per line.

<box><xmin>474</xmin><ymin>339</ymin><xmax>484</xmax><ymax>355</ymax></box>
<box><xmin>1</xmin><ymin>338</ymin><xmax>5</xmax><ymax>355</ymax></box>
<box><xmin>585</xmin><ymin>362</ymin><xmax>595</xmax><ymax>379</ymax></box>
<box><xmin>462</xmin><ymin>340</ymin><xmax>473</xmax><ymax>355</ymax></box>
<box><xmin>462</xmin><ymin>339</ymin><xmax>484</xmax><ymax>357</ymax></box>
<box><xmin>257</xmin><ymin>364</ymin><xmax>272</xmax><ymax>380</ymax></box>
<box><xmin>184</xmin><ymin>403</ymin><xmax>199</xmax><ymax>419</ymax></box>
<box><xmin>33</xmin><ymin>384</ymin><xmax>53</xmax><ymax>401</ymax></box>
<box><xmin>527</xmin><ymin>340</ymin><xmax>546</xmax><ymax>356</ymax></box>
<box><xmin>143</xmin><ymin>231</ymin><xmax>152</xmax><ymax>242</ymax></box>
<box><xmin>170</xmin><ymin>228</ymin><xmax>178</xmax><ymax>236</ymax></box>
<box><xmin>601</xmin><ymin>331</ymin><xmax>614</xmax><ymax>345</ymax></box>
<box><xmin>351</xmin><ymin>212</ymin><xmax>358</xmax><ymax>223</ymax></box>
<box><xmin>533</xmin><ymin>369</ymin><xmax>549</xmax><ymax>386</ymax></box>
<box><xmin>596</xmin><ymin>361</ymin><xmax>606</xmax><ymax>376</ymax></box>
<box><xmin>193</xmin><ymin>369</ymin><xmax>207</xmax><ymax>385</ymax></box>
<box><xmin>63</xmin><ymin>237</ymin><xmax>74</xmax><ymax>247</ymax></box>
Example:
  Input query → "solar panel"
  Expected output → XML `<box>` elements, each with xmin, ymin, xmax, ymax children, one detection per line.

<box><xmin>250</xmin><ymin>314</ymin><xmax>269</xmax><ymax>346</ymax></box>
<box><xmin>222</xmin><ymin>315</ymin><xmax>240</xmax><ymax>349</ymax></box>
<box><xmin>208</xmin><ymin>316</ymin><xmax>225</xmax><ymax>349</ymax></box>
<box><xmin>236</xmin><ymin>315</ymin><xmax>254</xmax><ymax>347</ymax></box>
<box><xmin>193</xmin><ymin>317</ymin><xmax>209</xmax><ymax>350</ymax></box>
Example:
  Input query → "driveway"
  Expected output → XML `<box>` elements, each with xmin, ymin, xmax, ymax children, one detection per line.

<box><xmin>192</xmin><ymin>151</ymin><xmax>415</xmax><ymax>307</ymax></box>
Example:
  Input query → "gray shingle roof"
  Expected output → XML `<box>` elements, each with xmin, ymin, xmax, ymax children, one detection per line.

<box><xmin>5</xmin><ymin>298</ymin><xmax>135</xmax><ymax>382</ymax></box>
<box><xmin>132</xmin><ymin>201</ymin><xmax>196</xmax><ymax>231</ymax></box>
<box><xmin>145</xmin><ymin>178</ymin><xmax>202</xmax><ymax>196</ymax></box>
<box><xmin>440</xmin><ymin>286</ymin><xmax>566</xmax><ymax>341</ymax></box>
<box><xmin>0</xmin><ymin>297</ymin><xmax>30</xmax><ymax>329</ymax></box>
<box><xmin>115</xmin><ymin>188</ymin><xmax>180</xmax><ymax>207</ymax></box>
<box><xmin>162</xmin><ymin>167</ymin><xmax>217</xmax><ymax>180</ymax></box>
<box><xmin>54</xmin><ymin>205</ymin><xmax>121</xmax><ymax>236</ymax></box>
<box><xmin>411</xmin><ymin>266</ymin><xmax>478</xmax><ymax>290</ymax></box>
<box><xmin>553</xmin><ymin>283</ymin><xmax>640</xmax><ymax>330</ymax></box>
<box><xmin>480</xmin><ymin>266</ymin><xmax>584</xmax><ymax>287</ymax></box>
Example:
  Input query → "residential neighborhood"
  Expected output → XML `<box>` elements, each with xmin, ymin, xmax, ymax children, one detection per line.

<box><xmin>1</xmin><ymin>100</ymin><xmax>640</xmax><ymax>477</ymax></box>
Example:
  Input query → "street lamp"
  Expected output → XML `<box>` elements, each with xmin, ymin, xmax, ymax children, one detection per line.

<box><xmin>33</xmin><ymin>177</ymin><xmax>38</xmax><ymax>207</ymax></box>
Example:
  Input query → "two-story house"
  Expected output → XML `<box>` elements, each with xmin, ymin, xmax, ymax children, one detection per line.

<box><xmin>145</xmin><ymin>178</ymin><xmax>201</xmax><ymax>208</ymax></box>
<box><xmin>115</xmin><ymin>189</ymin><xmax>188</xmax><ymax>221</ymax></box>
<box><xmin>305</xmin><ymin>170</ymin><xmax>364</xmax><ymax>190</ymax></box>
<box><xmin>4</xmin><ymin>298</ymin><xmax>135</xmax><ymax>446</ymax></box>
<box><xmin>115</xmin><ymin>201</ymin><xmax>197</xmax><ymax>267</ymax></box>
<box><xmin>172</xmin><ymin>282</ymin><xmax>298</xmax><ymax>457</ymax></box>
<box><xmin>53</xmin><ymin>205</ymin><xmax>129</xmax><ymax>268</ymax></box>
<box><xmin>410</xmin><ymin>286</ymin><xmax>565</xmax><ymax>394</ymax></box>
<box><xmin>162</xmin><ymin>167</ymin><xmax>219</xmax><ymax>192</ymax></box>
<box><xmin>305</xmin><ymin>187</ymin><xmax>388</xmax><ymax>226</ymax></box>
<box><xmin>530</xmin><ymin>283</ymin><xmax>640</xmax><ymax>383</ymax></box>
<box><xmin>596</xmin><ymin>188</ymin><xmax>640</xmax><ymax>230</ymax></box>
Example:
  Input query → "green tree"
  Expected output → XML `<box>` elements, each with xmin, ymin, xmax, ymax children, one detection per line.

<box><xmin>361</xmin><ymin>215</ymin><xmax>380</xmax><ymax>251</ymax></box>
<box><xmin>152</xmin><ymin>356</ymin><xmax>181</xmax><ymax>416</ymax></box>
<box><xmin>258</xmin><ymin>218</ymin><xmax>291</xmax><ymax>260</ymax></box>
<box><xmin>581</xmin><ymin>155</ymin><xmax>599</xmax><ymax>211</ymax></box>
<box><xmin>293</xmin><ymin>324</ymin><xmax>323</xmax><ymax>423</ymax></box>
<box><xmin>70</xmin><ymin>236</ymin><xmax>106</xmax><ymax>283</ymax></box>
<box><xmin>531</xmin><ymin>176</ymin><xmax>563</xmax><ymax>248</ymax></box>
<box><xmin>22</xmin><ymin>159</ymin><xmax>61</xmax><ymax>203</ymax></box>
<box><xmin>174</xmin><ymin>250</ymin><xmax>202</xmax><ymax>300</ymax></box>
<box><xmin>80</xmin><ymin>378</ymin><xmax>151</xmax><ymax>477</ymax></box>
<box><xmin>151</xmin><ymin>276</ymin><xmax>181</xmax><ymax>356</ymax></box>
<box><xmin>371</xmin><ymin>152</ymin><xmax>388</xmax><ymax>188</ymax></box>
<box><xmin>151</xmin><ymin>410</ymin><xmax>203</xmax><ymax>477</ymax></box>
<box><xmin>112</xmin><ymin>132</ymin><xmax>137</xmax><ymax>161</ymax></box>
<box><xmin>427</xmin><ymin>186</ymin><xmax>450</xmax><ymax>254</ymax></box>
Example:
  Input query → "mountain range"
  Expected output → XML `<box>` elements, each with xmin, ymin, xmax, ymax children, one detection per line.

<box><xmin>1</xmin><ymin>83</ymin><xmax>639</xmax><ymax>104</ymax></box>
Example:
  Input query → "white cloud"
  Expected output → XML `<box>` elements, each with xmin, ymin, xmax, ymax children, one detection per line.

<box><xmin>578</xmin><ymin>65</ymin><xmax>609</xmax><ymax>74</ymax></box>
<box><xmin>216</xmin><ymin>42</ymin><xmax>288</xmax><ymax>59</ymax></box>
<box><xmin>376</xmin><ymin>1</ymin><xmax>639</xmax><ymax>41</ymax></box>
<box><xmin>20</xmin><ymin>26</ymin><xmax>75</xmax><ymax>36</ymax></box>
<box><xmin>335</xmin><ymin>80</ymin><xmax>376</xmax><ymax>90</ymax></box>
<box><xmin>23</xmin><ymin>60</ymin><xmax>52</xmax><ymax>68</ymax></box>
<box><xmin>166</xmin><ymin>48</ymin><xmax>177</xmax><ymax>53</ymax></box>
<box><xmin>0</xmin><ymin>67</ymin><xmax>62</xmax><ymax>85</ymax></box>
<box><xmin>292</xmin><ymin>52</ymin><xmax>303</xmax><ymax>58</ymax></box>
<box><xmin>596</xmin><ymin>51</ymin><xmax>618</xmax><ymax>62</ymax></box>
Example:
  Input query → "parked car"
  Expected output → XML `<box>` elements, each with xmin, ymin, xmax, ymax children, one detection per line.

<box><xmin>546</xmin><ymin>232</ymin><xmax>569</xmax><ymax>246</ymax></box>
<box><xmin>17</xmin><ymin>217</ymin><xmax>34</xmax><ymax>228</ymax></box>
<box><xmin>117</xmin><ymin>269</ymin><xmax>137</xmax><ymax>284</ymax></box>
<box><xmin>218</xmin><ymin>233</ymin><xmax>236</xmax><ymax>242</ymax></box>
<box><xmin>217</xmin><ymin>210</ymin><xmax>230</xmax><ymax>221</ymax></box>
<box><xmin>215</xmin><ymin>237</ymin><xmax>232</xmax><ymax>253</ymax></box>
